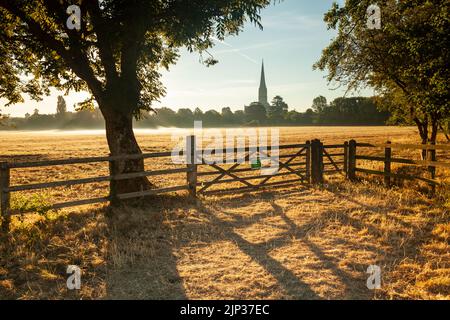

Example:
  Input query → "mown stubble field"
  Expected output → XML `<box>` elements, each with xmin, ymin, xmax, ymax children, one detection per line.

<box><xmin>0</xmin><ymin>126</ymin><xmax>449</xmax><ymax>300</ymax></box>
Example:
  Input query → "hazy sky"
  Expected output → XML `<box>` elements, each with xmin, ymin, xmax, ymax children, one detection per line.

<box><xmin>1</xmin><ymin>0</ymin><xmax>372</xmax><ymax>117</ymax></box>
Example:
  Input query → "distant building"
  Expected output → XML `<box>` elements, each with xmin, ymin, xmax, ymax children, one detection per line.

<box><xmin>258</xmin><ymin>60</ymin><xmax>270</xmax><ymax>110</ymax></box>
<box><xmin>245</xmin><ymin>60</ymin><xmax>270</xmax><ymax>116</ymax></box>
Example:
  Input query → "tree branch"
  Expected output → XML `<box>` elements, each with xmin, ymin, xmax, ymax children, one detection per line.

<box><xmin>0</xmin><ymin>0</ymin><xmax>104</xmax><ymax>98</ymax></box>
<box><xmin>84</xmin><ymin>0</ymin><xmax>119</xmax><ymax>84</ymax></box>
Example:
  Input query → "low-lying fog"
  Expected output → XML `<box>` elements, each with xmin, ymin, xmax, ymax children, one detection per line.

<box><xmin>1</xmin><ymin>128</ymin><xmax>195</xmax><ymax>136</ymax></box>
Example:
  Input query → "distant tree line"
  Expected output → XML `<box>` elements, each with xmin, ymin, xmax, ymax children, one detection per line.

<box><xmin>4</xmin><ymin>97</ymin><xmax>104</xmax><ymax>130</ymax></box>
<box><xmin>2</xmin><ymin>95</ymin><xmax>390</xmax><ymax>130</ymax></box>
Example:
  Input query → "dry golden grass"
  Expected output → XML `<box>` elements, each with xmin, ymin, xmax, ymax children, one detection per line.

<box><xmin>0</xmin><ymin>126</ymin><xmax>449</xmax><ymax>300</ymax></box>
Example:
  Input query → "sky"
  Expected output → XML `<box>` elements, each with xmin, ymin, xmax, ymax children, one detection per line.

<box><xmin>1</xmin><ymin>0</ymin><xmax>372</xmax><ymax>117</ymax></box>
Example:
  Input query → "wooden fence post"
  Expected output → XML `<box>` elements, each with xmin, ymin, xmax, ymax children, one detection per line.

<box><xmin>305</xmin><ymin>140</ymin><xmax>311</xmax><ymax>184</ymax></box>
<box><xmin>348</xmin><ymin>140</ymin><xmax>357</xmax><ymax>181</ymax></box>
<box><xmin>186</xmin><ymin>135</ymin><xmax>198</xmax><ymax>198</ymax></box>
<box><xmin>319</xmin><ymin>141</ymin><xmax>324</xmax><ymax>178</ymax></box>
<box><xmin>0</xmin><ymin>162</ymin><xmax>11</xmax><ymax>232</ymax></box>
<box><xmin>311</xmin><ymin>139</ymin><xmax>323</xmax><ymax>184</ymax></box>
<box><xmin>384</xmin><ymin>141</ymin><xmax>392</xmax><ymax>187</ymax></box>
<box><xmin>108</xmin><ymin>154</ymin><xmax>119</xmax><ymax>206</ymax></box>
<box><xmin>343</xmin><ymin>141</ymin><xmax>349</xmax><ymax>176</ymax></box>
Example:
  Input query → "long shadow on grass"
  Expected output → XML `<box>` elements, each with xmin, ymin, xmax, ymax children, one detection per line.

<box><xmin>270</xmin><ymin>200</ymin><xmax>369</xmax><ymax>299</ymax></box>
<box><xmin>105</xmin><ymin>196</ymin><xmax>187</xmax><ymax>300</ymax></box>
<box><xmin>212</xmin><ymin>187</ymin><xmax>331</xmax><ymax>209</ymax></box>
<box><xmin>197</xmin><ymin>202</ymin><xmax>320</xmax><ymax>299</ymax></box>
<box><xmin>194</xmin><ymin>187</ymin><xmax>371</xmax><ymax>299</ymax></box>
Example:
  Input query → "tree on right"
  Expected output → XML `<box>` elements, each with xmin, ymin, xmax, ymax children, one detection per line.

<box><xmin>314</xmin><ymin>0</ymin><xmax>449</xmax><ymax>153</ymax></box>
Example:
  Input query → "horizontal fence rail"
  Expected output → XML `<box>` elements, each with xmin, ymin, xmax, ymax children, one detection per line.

<box><xmin>7</xmin><ymin>151</ymin><xmax>174</xmax><ymax>169</ymax></box>
<box><xmin>355</xmin><ymin>155</ymin><xmax>450</xmax><ymax>169</ymax></box>
<box><xmin>356</xmin><ymin>143</ymin><xmax>450</xmax><ymax>151</ymax></box>
<box><xmin>352</xmin><ymin>140</ymin><xmax>448</xmax><ymax>189</ymax></box>
<box><xmin>0</xmin><ymin>136</ymin><xmax>448</xmax><ymax>232</ymax></box>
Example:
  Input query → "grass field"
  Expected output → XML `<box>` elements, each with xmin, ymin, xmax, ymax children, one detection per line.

<box><xmin>0</xmin><ymin>126</ymin><xmax>449</xmax><ymax>300</ymax></box>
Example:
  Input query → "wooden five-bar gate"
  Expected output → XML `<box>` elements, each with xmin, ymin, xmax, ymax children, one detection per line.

<box><xmin>1</xmin><ymin>137</ymin><xmax>448</xmax><ymax>231</ymax></box>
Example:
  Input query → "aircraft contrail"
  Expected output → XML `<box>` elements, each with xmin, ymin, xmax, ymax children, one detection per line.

<box><xmin>210</xmin><ymin>37</ymin><xmax>259</xmax><ymax>64</ymax></box>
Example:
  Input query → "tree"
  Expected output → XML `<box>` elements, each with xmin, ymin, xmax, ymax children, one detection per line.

<box><xmin>271</xmin><ymin>96</ymin><xmax>288</xmax><ymax>112</ymax></box>
<box><xmin>285</xmin><ymin>110</ymin><xmax>302</xmax><ymax>124</ymax></box>
<box><xmin>56</xmin><ymin>95</ymin><xmax>67</xmax><ymax>120</ymax></box>
<box><xmin>244</xmin><ymin>102</ymin><xmax>267</xmax><ymax>124</ymax></box>
<box><xmin>304</xmin><ymin>108</ymin><xmax>315</xmax><ymax>124</ymax></box>
<box><xmin>0</xmin><ymin>112</ymin><xmax>8</xmax><ymax>127</ymax></box>
<box><xmin>311</xmin><ymin>96</ymin><xmax>327</xmax><ymax>114</ymax></box>
<box><xmin>155</xmin><ymin>107</ymin><xmax>178</xmax><ymax>127</ymax></box>
<box><xmin>314</xmin><ymin>0</ymin><xmax>449</xmax><ymax>148</ymax></box>
<box><xmin>0</xmin><ymin>0</ymin><xmax>273</xmax><ymax>195</ymax></box>
<box><xmin>268</xmin><ymin>95</ymin><xmax>288</xmax><ymax>124</ymax></box>
<box><xmin>203</xmin><ymin>110</ymin><xmax>222</xmax><ymax>126</ymax></box>
<box><xmin>323</xmin><ymin>97</ymin><xmax>389</xmax><ymax>125</ymax></box>
<box><xmin>221</xmin><ymin>107</ymin><xmax>234</xmax><ymax>124</ymax></box>
<box><xmin>233</xmin><ymin>110</ymin><xmax>245</xmax><ymax>125</ymax></box>
<box><xmin>176</xmin><ymin>108</ymin><xmax>194</xmax><ymax>127</ymax></box>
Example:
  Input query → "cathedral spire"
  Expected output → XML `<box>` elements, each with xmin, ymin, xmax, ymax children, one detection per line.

<box><xmin>258</xmin><ymin>60</ymin><xmax>269</xmax><ymax>108</ymax></box>
<box><xmin>260</xmin><ymin>60</ymin><xmax>267</xmax><ymax>88</ymax></box>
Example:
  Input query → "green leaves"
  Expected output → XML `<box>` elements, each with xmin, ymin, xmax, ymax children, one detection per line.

<box><xmin>315</xmin><ymin>0</ymin><xmax>449</xmax><ymax>140</ymax></box>
<box><xmin>0</xmin><ymin>0</ymin><xmax>274</xmax><ymax>118</ymax></box>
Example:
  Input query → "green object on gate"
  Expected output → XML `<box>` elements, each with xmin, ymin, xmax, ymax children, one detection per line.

<box><xmin>251</xmin><ymin>157</ymin><xmax>262</xmax><ymax>170</ymax></box>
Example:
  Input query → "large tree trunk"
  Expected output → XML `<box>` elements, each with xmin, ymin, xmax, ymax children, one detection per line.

<box><xmin>101</xmin><ymin>106</ymin><xmax>152</xmax><ymax>200</ymax></box>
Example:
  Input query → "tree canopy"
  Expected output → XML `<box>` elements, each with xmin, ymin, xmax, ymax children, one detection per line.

<box><xmin>314</xmin><ymin>0</ymin><xmax>449</xmax><ymax>144</ymax></box>
<box><xmin>0</xmin><ymin>0</ymin><xmax>272</xmax><ymax>113</ymax></box>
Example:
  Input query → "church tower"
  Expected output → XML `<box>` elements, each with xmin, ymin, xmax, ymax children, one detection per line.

<box><xmin>258</xmin><ymin>61</ymin><xmax>269</xmax><ymax>109</ymax></box>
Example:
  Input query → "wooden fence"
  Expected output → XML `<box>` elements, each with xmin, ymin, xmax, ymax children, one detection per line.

<box><xmin>0</xmin><ymin>136</ymin><xmax>448</xmax><ymax>231</ymax></box>
<box><xmin>349</xmin><ymin>140</ymin><xmax>450</xmax><ymax>189</ymax></box>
